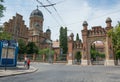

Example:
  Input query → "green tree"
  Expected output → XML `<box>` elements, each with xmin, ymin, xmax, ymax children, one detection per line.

<box><xmin>18</xmin><ymin>39</ymin><xmax>26</xmax><ymax>54</ymax></box>
<box><xmin>90</xmin><ymin>43</ymin><xmax>105</xmax><ymax>61</ymax></box>
<box><xmin>90</xmin><ymin>45</ymin><xmax>97</xmax><ymax>60</ymax></box>
<box><xmin>17</xmin><ymin>39</ymin><xmax>26</xmax><ymax>61</ymax></box>
<box><xmin>38</xmin><ymin>48</ymin><xmax>49</xmax><ymax>55</ymax></box>
<box><xmin>108</xmin><ymin>22</ymin><xmax>120</xmax><ymax>60</ymax></box>
<box><xmin>38</xmin><ymin>48</ymin><xmax>54</xmax><ymax>60</ymax></box>
<box><xmin>0</xmin><ymin>31</ymin><xmax>12</xmax><ymax>40</ymax></box>
<box><xmin>0</xmin><ymin>0</ymin><xmax>5</xmax><ymax>18</ymax></box>
<box><xmin>64</xmin><ymin>27</ymin><xmax>68</xmax><ymax>54</ymax></box>
<box><xmin>26</xmin><ymin>42</ymin><xmax>38</xmax><ymax>54</ymax></box>
<box><xmin>75</xmin><ymin>51</ymin><xmax>81</xmax><ymax>62</ymax></box>
<box><xmin>59</xmin><ymin>26</ymin><xmax>68</xmax><ymax>54</ymax></box>
<box><xmin>76</xmin><ymin>33</ymin><xmax>80</xmax><ymax>41</ymax></box>
<box><xmin>116</xmin><ymin>50</ymin><xmax>120</xmax><ymax>59</ymax></box>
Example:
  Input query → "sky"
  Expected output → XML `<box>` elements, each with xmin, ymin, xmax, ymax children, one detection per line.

<box><xmin>1</xmin><ymin>0</ymin><xmax>120</xmax><ymax>41</ymax></box>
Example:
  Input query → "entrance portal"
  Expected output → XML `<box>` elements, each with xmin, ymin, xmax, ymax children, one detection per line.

<box><xmin>81</xmin><ymin>17</ymin><xmax>115</xmax><ymax>66</ymax></box>
<box><xmin>90</xmin><ymin>41</ymin><xmax>105</xmax><ymax>65</ymax></box>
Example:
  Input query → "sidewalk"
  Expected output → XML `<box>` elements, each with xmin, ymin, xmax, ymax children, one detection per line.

<box><xmin>0</xmin><ymin>62</ymin><xmax>38</xmax><ymax>77</ymax></box>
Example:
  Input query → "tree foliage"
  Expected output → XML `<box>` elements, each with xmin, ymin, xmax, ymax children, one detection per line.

<box><xmin>75</xmin><ymin>51</ymin><xmax>81</xmax><ymax>62</ymax></box>
<box><xmin>26</xmin><ymin>42</ymin><xmax>38</xmax><ymax>54</ymax></box>
<box><xmin>76</xmin><ymin>33</ymin><xmax>80</xmax><ymax>41</ymax></box>
<box><xmin>59</xmin><ymin>26</ymin><xmax>68</xmax><ymax>54</ymax></box>
<box><xmin>0</xmin><ymin>0</ymin><xmax>5</xmax><ymax>18</ymax></box>
<box><xmin>0</xmin><ymin>31</ymin><xmax>12</xmax><ymax>40</ymax></box>
<box><xmin>107</xmin><ymin>22</ymin><xmax>120</xmax><ymax>59</ymax></box>
<box><xmin>38</xmin><ymin>48</ymin><xmax>54</xmax><ymax>60</ymax></box>
<box><xmin>90</xmin><ymin>44</ymin><xmax>105</xmax><ymax>61</ymax></box>
<box><xmin>18</xmin><ymin>39</ymin><xmax>26</xmax><ymax>54</ymax></box>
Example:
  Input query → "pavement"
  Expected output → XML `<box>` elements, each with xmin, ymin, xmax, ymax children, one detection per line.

<box><xmin>0</xmin><ymin>62</ymin><xmax>38</xmax><ymax>77</ymax></box>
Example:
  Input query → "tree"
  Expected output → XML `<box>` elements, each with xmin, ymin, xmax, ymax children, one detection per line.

<box><xmin>107</xmin><ymin>22</ymin><xmax>120</xmax><ymax>60</ymax></box>
<box><xmin>0</xmin><ymin>0</ymin><xmax>5</xmax><ymax>18</ymax></box>
<box><xmin>26</xmin><ymin>42</ymin><xmax>38</xmax><ymax>55</ymax></box>
<box><xmin>17</xmin><ymin>39</ymin><xmax>26</xmax><ymax>61</ymax></box>
<box><xmin>59</xmin><ymin>26</ymin><xmax>68</xmax><ymax>54</ymax></box>
<box><xmin>76</xmin><ymin>33</ymin><xmax>80</xmax><ymax>41</ymax></box>
<box><xmin>0</xmin><ymin>31</ymin><xmax>12</xmax><ymax>40</ymax></box>
<box><xmin>90</xmin><ymin>43</ymin><xmax>105</xmax><ymax>62</ymax></box>
<box><xmin>64</xmin><ymin>27</ymin><xmax>68</xmax><ymax>54</ymax></box>
<box><xmin>18</xmin><ymin>39</ymin><xmax>26</xmax><ymax>54</ymax></box>
<box><xmin>75</xmin><ymin>51</ymin><xmax>81</xmax><ymax>62</ymax></box>
<box><xmin>90</xmin><ymin>45</ymin><xmax>97</xmax><ymax>60</ymax></box>
<box><xmin>38</xmin><ymin>48</ymin><xmax>55</xmax><ymax>61</ymax></box>
<box><xmin>116</xmin><ymin>50</ymin><xmax>120</xmax><ymax>59</ymax></box>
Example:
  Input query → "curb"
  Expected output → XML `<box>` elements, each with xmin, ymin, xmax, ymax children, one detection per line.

<box><xmin>0</xmin><ymin>66</ymin><xmax>38</xmax><ymax>77</ymax></box>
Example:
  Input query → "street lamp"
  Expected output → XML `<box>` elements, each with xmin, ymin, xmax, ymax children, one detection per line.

<box><xmin>46</xmin><ymin>39</ymin><xmax>52</xmax><ymax>63</ymax></box>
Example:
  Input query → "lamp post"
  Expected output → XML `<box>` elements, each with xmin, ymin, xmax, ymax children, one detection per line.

<box><xmin>46</xmin><ymin>39</ymin><xmax>52</xmax><ymax>63</ymax></box>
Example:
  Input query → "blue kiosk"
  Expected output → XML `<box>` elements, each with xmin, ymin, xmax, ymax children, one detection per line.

<box><xmin>0</xmin><ymin>40</ymin><xmax>18</xmax><ymax>67</ymax></box>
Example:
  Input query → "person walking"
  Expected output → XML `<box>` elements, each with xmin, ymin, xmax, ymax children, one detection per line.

<box><xmin>27</xmin><ymin>58</ymin><xmax>30</xmax><ymax>69</ymax></box>
<box><xmin>24</xmin><ymin>56</ymin><xmax>27</xmax><ymax>67</ymax></box>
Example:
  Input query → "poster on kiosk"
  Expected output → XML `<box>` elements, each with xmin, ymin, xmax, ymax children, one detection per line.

<box><xmin>0</xmin><ymin>40</ymin><xmax>18</xmax><ymax>67</ymax></box>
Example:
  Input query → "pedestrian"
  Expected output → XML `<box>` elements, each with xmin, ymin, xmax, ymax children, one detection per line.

<box><xmin>27</xmin><ymin>58</ymin><xmax>30</xmax><ymax>69</ymax></box>
<box><xmin>24</xmin><ymin>56</ymin><xmax>27</xmax><ymax>67</ymax></box>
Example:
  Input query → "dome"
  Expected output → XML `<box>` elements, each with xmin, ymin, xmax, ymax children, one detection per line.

<box><xmin>82</xmin><ymin>21</ymin><xmax>88</xmax><ymax>26</ymax></box>
<box><xmin>46</xmin><ymin>29</ymin><xmax>51</xmax><ymax>33</ymax></box>
<box><xmin>106</xmin><ymin>17</ymin><xmax>112</xmax><ymax>23</ymax></box>
<box><xmin>70</xmin><ymin>33</ymin><xmax>74</xmax><ymax>37</ymax></box>
<box><xmin>30</xmin><ymin>9</ymin><xmax>43</xmax><ymax>18</ymax></box>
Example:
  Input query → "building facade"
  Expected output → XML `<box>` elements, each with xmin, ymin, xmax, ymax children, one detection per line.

<box><xmin>67</xmin><ymin>17</ymin><xmax>114</xmax><ymax>66</ymax></box>
<box><xmin>3</xmin><ymin>8</ymin><xmax>51</xmax><ymax>49</ymax></box>
<box><xmin>4</xmin><ymin>13</ymin><xmax>28</xmax><ymax>43</ymax></box>
<box><xmin>28</xmin><ymin>8</ymin><xmax>51</xmax><ymax>49</ymax></box>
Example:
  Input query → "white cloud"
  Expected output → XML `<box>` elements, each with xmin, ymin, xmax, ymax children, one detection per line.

<box><xmin>1</xmin><ymin>0</ymin><xmax>120</xmax><ymax>41</ymax></box>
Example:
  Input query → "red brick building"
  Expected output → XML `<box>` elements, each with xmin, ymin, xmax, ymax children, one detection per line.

<box><xmin>4</xmin><ymin>13</ymin><xmax>28</xmax><ymax>43</ymax></box>
<box><xmin>3</xmin><ymin>8</ymin><xmax>51</xmax><ymax>49</ymax></box>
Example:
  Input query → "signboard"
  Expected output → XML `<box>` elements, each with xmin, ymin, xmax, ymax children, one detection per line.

<box><xmin>2</xmin><ymin>48</ymin><xmax>15</xmax><ymax>58</ymax></box>
<box><xmin>0</xmin><ymin>40</ymin><xmax>18</xmax><ymax>67</ymax></box>
<box><xmin>2</xmin><ymin>40</ymin><xmax>17</xmax><ymax>48</ymax></box>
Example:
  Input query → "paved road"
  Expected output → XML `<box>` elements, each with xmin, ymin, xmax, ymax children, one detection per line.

<box><xmin>0</xmin><ymin>63</ymin><xmax>120</xmax><ymax>82</ymax></box>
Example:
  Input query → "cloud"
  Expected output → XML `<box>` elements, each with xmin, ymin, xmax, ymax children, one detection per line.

<box><xmin>1</xmin><ymin>0</ymin><xmax>120</xmax><ymax>41</ymax></box>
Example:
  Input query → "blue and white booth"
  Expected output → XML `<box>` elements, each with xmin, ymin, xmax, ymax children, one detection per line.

<box><xmin>0</xmin><ymin>40</ymin><xmax>18</xmax><ymax>67</ymax></box>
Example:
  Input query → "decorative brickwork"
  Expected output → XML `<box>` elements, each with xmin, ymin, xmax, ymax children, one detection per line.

<box><xmin>81</xmin><ymin>17</ymin><xmax>114</xmax><ymax>66</ymax></box>
<box><xmin>67</xmin><ymin>17</ymin><xmax>114</xmax><ymax>66</ymax></box>
<box><xmin>4</xmin><ymin>13</ymin><xmax>28</xmax><ymax>43</ymax></box>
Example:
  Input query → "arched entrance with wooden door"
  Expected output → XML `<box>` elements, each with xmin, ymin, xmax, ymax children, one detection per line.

<box><xmin>81</xmin><ymin>17</ymin><xmax>115</xmax><ymax>66</ymax></box>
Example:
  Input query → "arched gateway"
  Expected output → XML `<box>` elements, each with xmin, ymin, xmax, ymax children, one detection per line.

<box><xmin>81</xmin><ymin>17</ymin><xmax>114</xmax><ymax>66</ymax></box>
<box><xmin>67</xmin><ymin>17</ymin><xmax>115</xmax><ymax>66</ymax></box>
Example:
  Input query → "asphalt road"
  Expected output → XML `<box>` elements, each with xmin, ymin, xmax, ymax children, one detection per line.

<box><xmin>0</xmin><ymin>63</ymin><xmax>120</xmax><ymax>82</ymax></box>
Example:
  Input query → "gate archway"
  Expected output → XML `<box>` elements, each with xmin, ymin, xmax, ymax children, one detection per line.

<box><xmin>90</xmin><ymin>41</ymin><xmax>105</xmax><ymax>65</ymax></box>
<box><xmin>81</xmin><ymin>17</ymin><xmax>115</xmax><ymax>66</ymax></box>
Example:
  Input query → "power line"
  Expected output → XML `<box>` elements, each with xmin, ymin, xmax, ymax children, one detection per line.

<box><xmin>36</xmin><ymin>0</ymin><xmax>52</xmax><ymax>14</ymax></box>
<box><xmin>46</xmin><ymin>0</ymin><xmax>66</xmax><ymax>26</ymax></box>
<box><xmin>36</xmin><ymin>0</ymin><xmax>62</xmax><ymax>26</ymax></box>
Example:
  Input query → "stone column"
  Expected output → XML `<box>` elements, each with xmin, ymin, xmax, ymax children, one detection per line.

<box><xmin>33</xmin><ymin>54</ymin><xmax>36</xmax><ymax>61</ymax></box>
<box><xmin>54</xmin><ymin>54</ymin><xmax>57</xmax><ymax>63</ymax></box>
<box><xmin>42</xmin><ymin>54</ymin><xmax>45</xmax><ymax>62</ymax></box>
<box><xmin>67</xmin><ymin>33</ymin><xmax>74</xmax><ymax>65</ymax></box>
<box><xmin>104</xmin><ymin>36</ymin><xmax>115</xmax><ymax>66</ymax></box>
<box><xmin>81</xmin><ymin>21</ymin><xmax>89</xmax><ymax>65</ymax></box>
